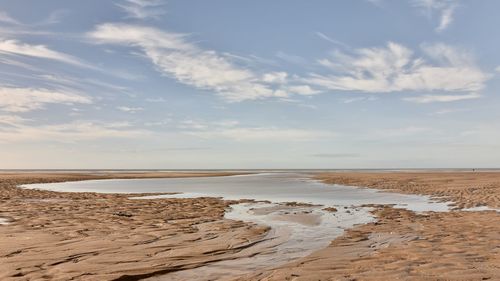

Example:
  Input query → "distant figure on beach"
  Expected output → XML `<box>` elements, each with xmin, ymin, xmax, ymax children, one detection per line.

<box><xmin>472</xmin><ymin>169</ymin><xmax>476</xmax><ymax>172</ymax></box>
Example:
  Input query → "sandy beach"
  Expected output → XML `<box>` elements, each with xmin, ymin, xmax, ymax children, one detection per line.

<box><xmin>239</xmin><ymin>171</ymin><xmax>500</xmax><ymax>280</ymax></box>
<box><xmin>0</xmin><ymin>172</ymin><xmax>268</xmax><ymax>280</ymax></box>
<box><xmin>1</xmin><ymin>171</ymin><xmax>499</xmax><ymax>280</ymax></box>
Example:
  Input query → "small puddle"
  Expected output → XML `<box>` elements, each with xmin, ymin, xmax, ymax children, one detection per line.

<box><xmin>0</xmin><ymin>217</ymin><xmax>11</xmax><ymax>225</ymax></box>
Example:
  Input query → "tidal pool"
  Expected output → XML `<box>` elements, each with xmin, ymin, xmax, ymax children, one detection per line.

<box><xmin>23</xmin><ymin>173</ymin><xmax>451</xmax><ymax>280</ymax></box>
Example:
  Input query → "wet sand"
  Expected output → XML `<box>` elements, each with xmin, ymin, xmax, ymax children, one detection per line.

<box><xmin>0</xmin><ymin>172</ymin><xmax>268</xmax><ymax>281</ymax></box>
<box><xmin>316</xmin><ymin>171</ymin><xmax>500</xmax><ymax>209</ymax></box>
<box><xmin>1</xmin><ymin>171</ymin><xmax>500</xmax><ymax>281</ymax></box>
<box><xmin>238</xmin><ymin>206</ymin><xmax>500</xmax><ymax>281</ymax></box>
<box><xmin>237</xmin><ymin>172</ymin><xmax>500</xmax><ymax>280</ymax></box>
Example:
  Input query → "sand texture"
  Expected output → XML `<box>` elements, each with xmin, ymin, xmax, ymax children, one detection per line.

<box><xmin>1</xmin><ymin>171</ymin><xmax>499</xmax><ymax>281</ymax></box>
<box><xmin>0</xmin><ymin>172</ymin><xmax>267</xmax><ymax>281</ymax></box>
<box><xmin>316</xmin><ymin>171</ymin><xmax>500</xmax><ymax>209</ymax></box>
<box><xmin>237</xmin><ymin>172</ymin><xmax>500</xmax><ymax>281</ymax></box>
<box><xmin>238</xmin><ymin>206</ymin><xmax>500</xmax><ymax>281</ymax></box>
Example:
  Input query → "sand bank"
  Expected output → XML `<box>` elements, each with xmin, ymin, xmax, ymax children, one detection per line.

<box><xmin>316</xmin><ymin>171</ymin><xmax>500</xmax><ymax>209</ymax></box>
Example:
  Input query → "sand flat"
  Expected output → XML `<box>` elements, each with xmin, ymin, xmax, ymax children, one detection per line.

<box><xmin>316</xmin><ymin>171</ymin><xmax>500</xmax><ymax>209</ymax></box>
<box><xmin>0</xmin><ymin>172</ymin><xmax>267</xmax><ymax>281</ymax></box>
<box><xmin>1</xmin><ymin>171</ymin><xmax>500</xmax><ymax>281</ymax></box>
<box><xmin>236</xmin><ymin>172</ymin><xmax>500</xmax><ymax>281</ymax></box>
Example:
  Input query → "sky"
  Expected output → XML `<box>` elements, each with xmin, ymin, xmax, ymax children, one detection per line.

<box><xmin>1</xmin><ymin>0</ymin><xmax>500</xmax><ymax>169</ymax></box>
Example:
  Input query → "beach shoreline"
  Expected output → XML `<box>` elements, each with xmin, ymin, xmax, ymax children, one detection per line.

<box><xmin>238</xmin><ymin>172</ymin><xmax>500</xmax><ymax>280</ymax></box>
<box><xmin>0</xmin><ymin>172</ymin><xmax>269</xmax><ymax>281</ymax></box>
<box><xmin>1</xmin><ymin>171</ymin><xmax>499</xmax><ymax>280</ymax></box>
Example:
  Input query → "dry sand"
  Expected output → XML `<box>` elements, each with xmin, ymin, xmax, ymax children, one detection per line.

<box><xmin>1</xmin><ymin>171</ymin><xmax>500</xmax><ymax>281</ymax></box>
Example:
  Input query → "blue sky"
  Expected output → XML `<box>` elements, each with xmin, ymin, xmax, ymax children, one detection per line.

<box><xmin>1</xmin><ymin>0</ymin><xmax>499</xmax><ymax>169</ymax></box>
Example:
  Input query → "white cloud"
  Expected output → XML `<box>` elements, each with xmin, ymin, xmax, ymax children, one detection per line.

<box><xmin>436</xmin><ymin>6</ymin><xmax>455</xmax><ymax>32</ymax></box>
<box><xmin>0</xmin><ymin>115</ymin><xmax>28</xmax><ymax>126</ymax></box>
<box><xmin>0</xmin><ymin>39</ymin><xmax>86</xmax><ymax>67</ymax></box>
<box><xmin>307</xmin><ymin>42</ymin><xmax>489</xmax><ymax>94</ymax></box>
<box><xmin>116</xmin><ymin>0</ymin><xmax>166</xmax><ymax>20</ymax></box>
<box><xmin>0</xmin><ymin>11</ymin><xmax>19</xmax><ymax>25</ymax></box>
<box><xmin>262</xmin><ymin>72</ymin><xmax>288</xmax><ymax>84</ymax></box>
<box><xmin>286</xmin><ymin>85</ymin><xmax>320</xmax><ymax>96</ymax></box>
<box><xmin>0</xmin><ymin>87</ymin><xmax>92</xmax><ymax>112</ymax></box>
<box><xmin>411</xmin><ymin>0</ymin><xmax>458</xmax><ymax>32</ymax></box>
<box><xmin>315</xmin><ymin>32</ymin><xmax>349</xmax><ymax>48</ymax></box>
<box><xmin>0</xmin><ymin>119</ymin><xmax>148</xmax><ymax>143</ymax></box>
<box><xmin>495</xmin><ymin>66</ymin><xmax>500</xmax><ymax>73</ymax></box>
<box><xmin>404</xmin><ymin>93</ymin><xmax>481</xmax><ymax>103</ymax></box>
<box><xmin>117</xmin><ymin>106</ymin><xmax>144</xmax><ymax>113</ymax></box>
<box><xmin>88</xmin><ymin>23</ymin><xmax>317</xmax><ymax>101</ymax></box>
<box><xmin>429</xmin><ymin>108</ymin><xmax>470</xmax><ymax>115</ymax></box>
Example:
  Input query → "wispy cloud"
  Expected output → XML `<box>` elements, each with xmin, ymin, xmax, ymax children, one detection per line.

<box><xmin>0</xmin><ymin>115</ymin><xmax>29</xmax><ymax>126</ymax></box>
<box><xmin>36</xmin><ymin>9</ymin><xmax>70</xmax><ymax>25</ymax></box>
<box><xmin>429</xmin><ymin>108</ymin><xmax>470</xmax><ymax>115</ymax></box>
<box><xmin>411</xmin><ymin>0</ymin><xmax>458</xmax><ymax>32</ymax></box>
<box><xmin>342</xmin><ymin>96</ymin><xmax>378</xmax><ymax>104</ymax></box>
<box><xmin>436</xmin><ymin>5</ymin><xmax>455</xmax><ymax>32</ymax></box>
<box><xmin>88</xmin><ymin>23</ymin><xmax>319</xmax><ymax>101</ymax></box>
<box><xmin>0</xmin><ymin>39</ymin><xmax>87</xmax><ymax>67</ymax></box>
<box><xmin>0</xmin><ymin>11</ymin><xmax>19</xmax><ymax>25</ymax></box>
<box><xmin>0</xmin><ymin>86</ymin><xmax>92</xmax><ymax>112</ymax></box>
<box><xmin>404</xmin><ymin>93</ymin><xmax>481</xmax><ymax>103</ymax></box>
<box><xmin>276</xmin><ymin>51</ymin><xmax>307</xmax><ymax>64</ymax></box>
<box><xmin>0</xmin><ymin>119</ymin><xmax>149</xmax><ymax>143</ymax></box>
<box><xmin>116</xmin><ymin>0</ymin><xmax>166</xmax><ymax>20</ymax></box>
<box><xmin>117</xmin><ymin>106</ymin><xmax>144</xmax><ymax>113</ymax></box>
<box><xmin>172</xmin><ymin>118</ymin><xmax>334</xmax><ymax>142</ymax></box>
<box><xmin>306</xmin><ymin>42</ymin><xmax>489</xmax><ymax>96</ymax></box>
<box><xmin>315</xmin><ymin>32</ymin><xmax>350</xmax><ymax>48</ymax></box>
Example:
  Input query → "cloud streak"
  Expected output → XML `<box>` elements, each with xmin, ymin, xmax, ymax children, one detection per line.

<box><xmin>88</xmin><ymin>23</ymin><xmax>318</xmax><ymax>101</ymax></box>
<box><xmin>0</xmin><ymin>118</ymin><xmax>149</xmax><ymax>143</ymax></box>
<box><xmin>0</xmin><ymin>11</ymin><xmax>19</xmax><ymax>25</ymax></box>
<box><xmin>173</xmin><ymin>118</ymin><xmax>334</xmax><ymax>142</ymax></box>
<box><xmin>0</xmin><ymin>86</ymin><xmax>92</xmax><ymax>112</ymax></box>
<box><xmin>116</xmin><ymin>0</ymin><xmax>166</xmax><ymax>20</ymax></box>
<box><xmin>404</xmin><ymin>93</ymin><xmax>481</xmax><ymax>103</ymax></box>
<box><xmin>0</xmin><ymin>39</ymin><xmax>87</xmax><ymax>67</ymax></box>
<box><xmin>411</xmin><ymin>0</ymin><xmax>458</xmax><ymax>32</ymax></box>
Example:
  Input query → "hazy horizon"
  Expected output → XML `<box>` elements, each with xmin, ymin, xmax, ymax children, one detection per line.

<box><xmin>1</xmin><ymin>0</ymin><xmax>500</xmax><ymax>169</ymax></box>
